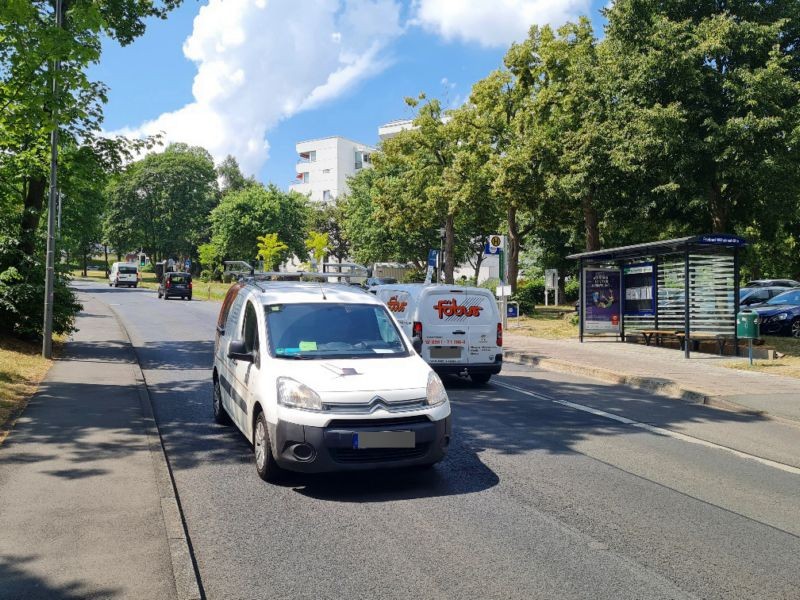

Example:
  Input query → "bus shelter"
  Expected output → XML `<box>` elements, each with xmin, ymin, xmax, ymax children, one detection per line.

<box><xmin>567</xmin><ymin>234</ymin><xmax>747</xmax><ymax>358</ymax></box>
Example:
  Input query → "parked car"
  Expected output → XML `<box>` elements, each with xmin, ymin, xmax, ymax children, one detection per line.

<box><xmin>751</xmin><ymin>289</ymin><xmax>800</xmax><ymax>337</ymax></box>
<box><xmin>212</xmin><ymin>279</ymin><xmax>452</xmax><ymax>482</ymax></box>
<box><xmin>745</xmin><ymin>278</ymin><xmax>800</xmax><ymax>288</ymax></box>
<box><xmin>158</xmin><ymin>272</ymin><xmax>192</xmax><ymax>300</ymax></box>
<box><xmin>108</xmin><ymin>262</ymin><xmax>139</xmax><ymax>288</ymax></box>
<box><xmin>364</xmin><ymin>276</ymin><xmax>398</xmax><ymax>291</ymax></box>
<box><xmin>373</xmin><ymin>283</ymin><xmax>503</xmax><ymax>384</ymax></box>
<box><xmin>739</xmin><ymin>286</ymin><xmax>792</xmax><ymax>307</ymax></box>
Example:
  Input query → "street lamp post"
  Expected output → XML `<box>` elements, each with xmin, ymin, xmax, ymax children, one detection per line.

<box><xmin>42</xmin><ymin>0</ymin><xmax>62</xmax><ymax>359</ymax></box>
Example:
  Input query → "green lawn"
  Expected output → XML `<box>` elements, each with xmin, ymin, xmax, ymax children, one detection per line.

<box><xmin>724</xmin><ymin>335</ymin><xmax>800</xmax><ymax>379</ymax></box>
<box><xmin>510</xmin><ymin>305</ymin><xmax>579</xmax><ymax>339</ymax></box>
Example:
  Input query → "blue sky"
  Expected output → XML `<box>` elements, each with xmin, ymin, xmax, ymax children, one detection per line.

<box><xmin>91</xmin><ymin>0</ymin><xmax>608</xmax><ymax>188</ymax></box>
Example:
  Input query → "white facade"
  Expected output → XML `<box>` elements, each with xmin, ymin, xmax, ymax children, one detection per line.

<box><xmin>289</xmin><ymin>136</ymin><xmax>375</xmax><ymax>203</ymax></box>
<box><xmin>378</xmin><ymin>119</ymin><xmax>415</xmax><ymax>141</ymax></box>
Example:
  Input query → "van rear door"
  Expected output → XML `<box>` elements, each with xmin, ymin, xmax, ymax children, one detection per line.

<box><xmin>420</xmin><ymin>289</ymin><xmax>495</xmax><ymax>366</ymax></box>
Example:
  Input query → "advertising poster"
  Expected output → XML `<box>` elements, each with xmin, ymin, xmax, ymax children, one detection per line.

<box><xmin>583</xmin><ymin>268</ymin><xmax>621</xmax><ymax>333</ymax></box>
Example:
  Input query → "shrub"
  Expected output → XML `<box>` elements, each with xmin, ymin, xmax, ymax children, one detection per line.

<box><xmin>0</xmin><ymin>236</ymin><xmax>81</xmax><ymax>340</ymax></box>
<box><xmin>513</xmin><ymin>278</ymin><xmax>545</xmax><ymax>313</ymax></box>
<box><xmin>139</xmin><ymin>262</ymin><xmax>154</xmax><ymax>273</ymax></box>
<box><xmin>564</xmin><ymin>279</ymin><xmax>579</xmax><ymax>302</ymax></box>
<box><xmin>401</xmin><ymin>269</ymin><xmax>426</xmax><ymax>283</ymax></box>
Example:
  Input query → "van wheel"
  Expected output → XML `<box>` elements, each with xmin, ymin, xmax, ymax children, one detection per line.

<box><xmin>254</xmin><ymin>412</ymin><xmax>282</xmax><ymax>482</ymax></box>
<box><xmin>471</xmin><ymin>373</ymin><xmax>491</xmax><ymax>385</ymax></box>
<box><xmin>212</xmin><ymin>377</ymin><xmax>231</xmax><ymax>425</ymax></box>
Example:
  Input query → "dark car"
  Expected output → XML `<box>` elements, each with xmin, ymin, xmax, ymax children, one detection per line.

<box><xmin>739</xmin><ymin>286</ymin><xmax>792</xmax><ymax>307</ymax></box>
<box><xmin>746</xmin><ymin>278</ymin><xmax>800</xmax><ymax>288</ymax></box>
<box><xmin>158</xmin><ymin>272</ymin><xmax>192</xmax><ymax>301</ymax></box>
<box><xmin>752</xmin><ymin>289</ymin><xmax>800</xmax><ymax>337</ymax></box>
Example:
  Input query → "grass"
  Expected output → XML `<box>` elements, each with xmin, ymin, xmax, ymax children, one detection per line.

<box><xmin>724</xmin><ymin>335</ymin><xmax>800</xmax><ymax>379</ymax></box>
<box><xmin>0</xmin><ymin>336</ymin><xmax>60</xmax><ymax>444</ymax></box>
<box><xmin>71</xmin><ymin>269</ymin><xmax>231</xmax><ymax>302</ymax></box>
<box><xmin>510</xmin><ymin>305</ymin><xmax>579</xmax><ymax>339</ymax></box>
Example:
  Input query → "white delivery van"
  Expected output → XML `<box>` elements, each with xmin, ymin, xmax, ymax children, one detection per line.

<box><xmin>109</xmin><ymin>262</ymin><xmax>139</xmax><ymax>288</ymax></box>
<box><xmin>375</xmin><ymin>284</ymin><xmax>503</xmax><ymax>384</ymax></box>
<box><xmin>213</xmin><ymin>278</ymin><xmax>451</xmax><ymax>482</ymax></box>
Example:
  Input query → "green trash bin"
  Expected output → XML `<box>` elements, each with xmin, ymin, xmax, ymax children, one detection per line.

<box><xmin>736</xmin><ymin>309</ymin><xmax>760</xmax><ymax>339</ymax></box>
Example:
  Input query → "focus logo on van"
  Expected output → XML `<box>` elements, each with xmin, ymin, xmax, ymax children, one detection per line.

<box><xmin>387</xmin><ymin>296</ymin><xmax>408</xmax><ymax>312</ymax></box>
<box><xmin>433</xmin><ymin>298</ymin><xmax>483</xmax><ymax>319</ymax></box>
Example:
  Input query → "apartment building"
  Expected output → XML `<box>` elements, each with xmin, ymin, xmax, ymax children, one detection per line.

<box><xmin>289</xmin><ymin>136</ymin><xmax>376</xmax><ymax>203</ymax></box>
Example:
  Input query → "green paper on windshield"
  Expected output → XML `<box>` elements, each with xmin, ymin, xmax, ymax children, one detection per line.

<box><xmin>299</xmin><ymin>341</ymin><xmax>317</xmax><ymax>351</ymax></box>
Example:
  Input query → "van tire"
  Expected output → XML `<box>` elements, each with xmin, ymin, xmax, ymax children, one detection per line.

<box><xmin>471</xmin><ymin>373</ymin><xmax>491</xmax><ymax>385</ymax></box>
<box><xmin>254</xmin><ymin>411</ymin><xmax>282</xmax><ymax>482</ymax></box>
<box><xmin>212</xmin><ymin>377</ymin><xmax>231</xmax><ymax>425</ymax></box>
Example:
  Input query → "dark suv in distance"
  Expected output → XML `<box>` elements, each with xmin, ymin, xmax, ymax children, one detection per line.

<box><xmin>158</xmin><ymin>272</ymin><xmax>192</xmax><ymax>300</ymax></box>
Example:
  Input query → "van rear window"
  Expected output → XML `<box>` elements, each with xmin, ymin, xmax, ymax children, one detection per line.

<box><xmin>119</xmin><ymin>266</ymin><xmax>137</xmax><ymax>274</ymax></box>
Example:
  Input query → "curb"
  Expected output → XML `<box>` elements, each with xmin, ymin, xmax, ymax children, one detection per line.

<box><xmin>503</xmin><ymin>350</ymin><xmax>767</xmax><ymax>417</ymax></box>
<box><xmin>107</xmin><ymin>305</ymin><xmax>204</xmax><ymax>600</ymax></box>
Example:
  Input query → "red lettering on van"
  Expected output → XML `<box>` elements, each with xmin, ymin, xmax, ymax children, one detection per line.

<box><xmin>433</xmin><ymin>298</ymin><xmax>483</xmax><ymax>319</ymax></box>
<box><xmin>387</xmin><ymin>296</ymin><xmax>407</xmax><ymax>313</ymax></box>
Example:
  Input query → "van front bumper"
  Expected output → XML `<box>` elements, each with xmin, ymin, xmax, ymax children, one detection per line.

<box><xmin>268</xmin><ymin>415</ymin><xmax>451</xmax><ymax>473</ymax></box>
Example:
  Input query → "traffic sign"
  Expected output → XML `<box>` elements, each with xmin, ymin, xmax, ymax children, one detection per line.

<box><xmin>485</xmin><ymin>234</ymin><xmax>504</xmax><ymax>255</ymax></box>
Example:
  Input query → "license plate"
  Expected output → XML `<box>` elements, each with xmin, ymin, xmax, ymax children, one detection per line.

<box><xmin>353</xmin><ymin>431</ymin><xmax>415</xmax><ymax>449</ymax></box>
<box><xmin>430</xmin><ymin>346</ymin><xmax>461</xmax><ymax>359</ymax></box>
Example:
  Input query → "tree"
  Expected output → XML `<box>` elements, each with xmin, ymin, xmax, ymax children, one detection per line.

<box><xmin>217</xmin><ymin>155</ymin><xmax>256</xmax><ymax>195</ymax></box>
<box><xmin>341</xmin><ymin>168</ymin><xmax>439</xmax><ymax>268</ymax></box>
<box><xmin>103</xmin><ymin>143</ymin><xmax>218</xmax><ymax>261</ymax></box>
<box><xmin>209</xmin><ymin>184</ymin><xmax>308</xmax><ymax>264</ymax></box>
<box><xmin>310</xmin><ymin>199</ymin><xmax>350</xmax><ymax>263</ymax></box>
<box><xmin>606</xmin><ymin>0</ymin><xmax>800</xmax><ymax>246</ymax></box>
<box><xmin>305</xmin><ymin>231</ymin><xmax>328</xmax><ymax>269</ymax></box>
<box><xmin>257</xmin><ymin>233</ymin><xmax>289</xmax><ymax>271</ymax></box>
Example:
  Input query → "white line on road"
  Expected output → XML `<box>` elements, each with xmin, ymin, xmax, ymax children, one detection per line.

<box><xmin>494</xmin><ymin>379</ymin><xmax>800</xmax><ymax>476</ymax></box>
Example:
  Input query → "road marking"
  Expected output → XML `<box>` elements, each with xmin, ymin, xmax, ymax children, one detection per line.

<box><xmin>494</xmin><ymin>380</ymin><xmax>800</xmax><ymax>476</ymax></box>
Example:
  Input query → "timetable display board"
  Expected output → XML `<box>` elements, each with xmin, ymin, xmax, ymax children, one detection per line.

<box><xmin>623</xmin><ymin>263</ymin><xmax>655</xmax><ymax>315</ymax></box>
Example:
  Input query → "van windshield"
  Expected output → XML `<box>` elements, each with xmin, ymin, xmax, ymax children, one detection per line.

<box><xmin>265</xmin><ymin>303</ymin><xmax>408</xmax><ymax>359</ymax></box>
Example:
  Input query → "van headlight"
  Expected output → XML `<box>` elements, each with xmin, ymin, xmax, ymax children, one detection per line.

<box><xmin>276</xmin><ymin>377</ymin><xmax>322</xmax><ymax>411</ymax></box>
<box><xmin>426</xmin><ymin>371</ymin><xmax>448</xmax><ymax>406</ymax></box>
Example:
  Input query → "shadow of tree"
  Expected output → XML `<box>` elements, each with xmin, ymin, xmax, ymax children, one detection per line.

<box><xmin>0</xmin><ymin>555</ymin><xmax>121</xmax><ymax>600</ymax></box>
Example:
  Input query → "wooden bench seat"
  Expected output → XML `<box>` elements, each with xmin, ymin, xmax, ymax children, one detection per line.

<box><xmin>638</xmin><ymin>329</ymin><xmax>681</xmax><ymax>346</ymax></box>
<box><xmin>675</xmin><ymin>332</ymin><xmax>735</xmax><ymax>355</ymax></box>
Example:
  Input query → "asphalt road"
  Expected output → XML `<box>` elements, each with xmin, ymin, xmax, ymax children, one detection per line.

<box><xmin>75</xmin><ymin>281</ymin><xmax>800</xmax><ymax>600</ymax></box>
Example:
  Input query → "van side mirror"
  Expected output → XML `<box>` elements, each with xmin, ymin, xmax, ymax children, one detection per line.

<box><xmin>412</xmin><ymin>336</ymin><xmax>423</xmax><ymax>354</ymax></box>
<box><xmin>227</xmin><ymin>340</ymin><xmax>254</xmax><ymax>363</ymax></box>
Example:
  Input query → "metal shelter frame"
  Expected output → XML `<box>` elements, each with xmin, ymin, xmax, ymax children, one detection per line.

<box><xmin>567</xmin><ymin>234</ymin><xmax>747</xmax><ymax>358</ymax></box>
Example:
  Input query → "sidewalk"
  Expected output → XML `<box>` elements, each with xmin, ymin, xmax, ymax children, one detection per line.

<box><xmin>0</xmin><ymin>296</ymin><xmax>193</xmax><ymax>599</ymax></box>
<box><xmin>504</xmin><ymin>334</ymin><xmax>800</xmax><ymax>422</ymax></box>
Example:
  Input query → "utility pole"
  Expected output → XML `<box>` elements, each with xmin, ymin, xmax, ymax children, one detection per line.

<box><xmin>43</xmin><ymin>0</ymin><xmax>62</xmax><ymax>359</ymax></box>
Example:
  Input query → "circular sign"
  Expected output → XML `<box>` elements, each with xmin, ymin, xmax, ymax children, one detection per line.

<box><xmin>490</xmin><ymin>235</ymin><xmax>502</xmax><ymax>248</ymax></box>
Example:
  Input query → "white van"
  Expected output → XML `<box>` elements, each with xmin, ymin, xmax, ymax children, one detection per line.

<box><xmin>213</xmin><ymin>279</ymin><xmax>452</xmax><ymax>482</ymax></box>
<box><xmin>108</xmin><ymin>262</ymin><xmax>139</xmax><ymax>288</ymax></box>
<box><xmin>374</xmin><ymin>284</ymin><xmax>503</xmax><ymax>384</ymax></box>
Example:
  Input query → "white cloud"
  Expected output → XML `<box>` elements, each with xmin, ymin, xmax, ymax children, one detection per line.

<box><xmin>412</xmin><ymin>0</ymin><xmax>591</xmax><ymax>47</ymax></box>
<box><xmin>114</xmin><ymin>0</ymin><xmax>402</xmax><ymax>175</ymax></box>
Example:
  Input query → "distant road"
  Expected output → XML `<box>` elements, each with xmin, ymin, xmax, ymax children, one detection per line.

<box><xmin>75</xmin><ymin>280</ymin><xmax>800</xmax><ymax>600</ymax></box>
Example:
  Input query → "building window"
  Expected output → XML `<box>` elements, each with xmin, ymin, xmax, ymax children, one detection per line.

<box><xmin>322</xmin><ymin>190</ymin><xmax>332</xmax><ymax>202</ymax></box>
<box><xmin>299</xmin><ymin>150</ymin><xmax>316</xmax><ymax>163</ymax></box>
<box><xmin>323</xmin><ymin>168</ymin><xmax>331</xmax><ymax>174</ymax></box>
<box><xmin>296</xmin><ymin>172</ymin><xmax>309</xmax><ymax>184</ymax></box>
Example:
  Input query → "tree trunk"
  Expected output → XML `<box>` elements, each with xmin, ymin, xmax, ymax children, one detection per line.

<box><xmin>582</xmin><ymin>188</ymin><xmax>600</xmax><ymax>251</ymax></box>
<box><xmin>82</xmin><ymin>252</ymin><xmax>88</xmax><ymax>277</ymax></box>
<box><xmin>103</xmin><ymin>245</ymin><xmax>109</xmax><ymax>276</ymax></box>
<box><xmin>444</xmin><ymin>214</ymin><xmax>455</xmax><ymax>284</ymax></box>
<box><xmin>507</xmin><ymin>205</ymin><xmax>520</xmax><ymax>294</ymax></box>
<box><xmin>709</xmin><ymin>180</ymin><xmax>727</xmax><ymax>232</ymax></box>
<box><xmin>473</xmin><ymin>245</ymin><xmax>484</xmax><ymax>283</ymax></box>
<box><xmin>20</xmin><ymin>176</ymin><xmax>47</xmax><ymax>256</ymax></box>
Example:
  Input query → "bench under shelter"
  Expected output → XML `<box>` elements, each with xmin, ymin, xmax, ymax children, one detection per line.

<box><xmin>567</xmin><ymin>234</ymin><xmax>747</xmax><ymax>358</ymax></box>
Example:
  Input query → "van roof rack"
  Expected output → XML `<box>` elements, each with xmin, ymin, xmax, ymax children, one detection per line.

<box><xmin>223</xmin><ymin>261</ymin><xmax>368</xmax><ymax>284</ymax></box>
